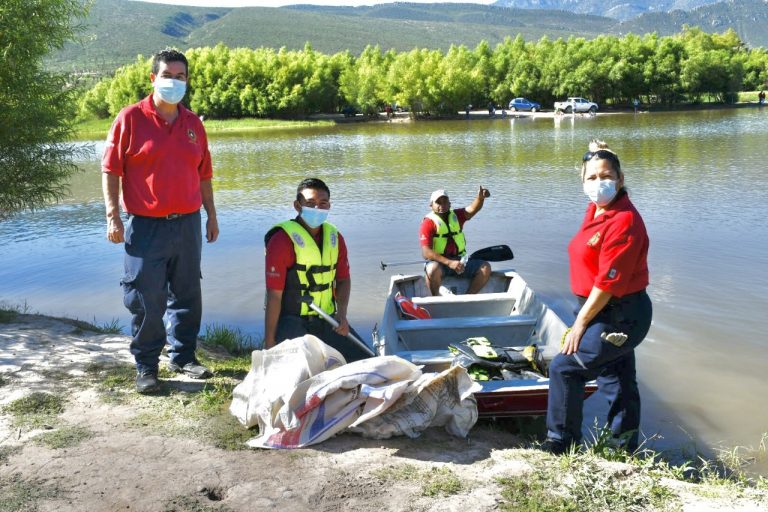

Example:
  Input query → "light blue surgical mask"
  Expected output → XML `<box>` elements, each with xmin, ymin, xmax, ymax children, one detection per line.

<box><xmin>153</xmin><ymin>78</ymin><xmax>187</xmax><ymax>105</ymax></box>
<box><xmin>583</xmin><ymin>178</ymin><xmax>618</xmax><ymax>207</ymax></box>
<box><xmin>300</xmin><ymin>206</ymin><xmax>329</xmax><ymax>228</ymax></box>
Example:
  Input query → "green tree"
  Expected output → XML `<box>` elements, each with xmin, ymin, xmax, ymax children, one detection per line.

<box><xmin>0</xmin><ymin>0</ymin><xmax>89</xmax><ymax>219</ymax></box>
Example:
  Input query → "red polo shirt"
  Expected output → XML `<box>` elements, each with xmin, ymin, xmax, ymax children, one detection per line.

<box><xmin>568</xmin><ymin>192</ymin><xmax>649</xmax><ymax>297</ymax></box>
<box><xmin>101</xmin><ymin>94</ymin><xmax>213</xmax><ymax>217</ymax></box>
<box><xmin>419</xmin><ymin>208</ymin><xmax>468</xmax><ymax>258</ymax></box>
<box><xmin>265</xmin><ymin>228</ymin><xmax>350</xmax><ymax>291</ymax></box>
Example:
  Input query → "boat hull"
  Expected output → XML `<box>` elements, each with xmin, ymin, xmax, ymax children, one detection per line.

<box><xmin>475</xmin><ymin>382</ymin><xmax>598</xmax><ymax>417</ymax></box>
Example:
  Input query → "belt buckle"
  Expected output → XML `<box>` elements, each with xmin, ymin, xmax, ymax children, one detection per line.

<box><xmin>165</xmin><ymin>213</ymin><xmax>182</xmax><ymax>220</ymax></box>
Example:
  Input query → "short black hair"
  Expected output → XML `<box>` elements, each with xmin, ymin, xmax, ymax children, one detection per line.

<box><xmin>152</xmin><ymin>48</ymin><xmax>188</xmax><ymax>76</ymax></box>
<box><xmin>296</xmin><ymin>178</ymin><xmax>330</xmax><ymax>200</ymax></box>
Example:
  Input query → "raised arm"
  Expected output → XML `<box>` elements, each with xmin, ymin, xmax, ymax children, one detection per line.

<box><xmin>464</xmin><ymin>185</ymin><xmax>490</xmax><ymax>220</ymax></box>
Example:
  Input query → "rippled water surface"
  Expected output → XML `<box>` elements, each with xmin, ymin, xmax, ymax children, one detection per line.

<box><xmin>2</xmin><ymin>109</ymin><xmax>767</xmax><ymax>462</ymax></box>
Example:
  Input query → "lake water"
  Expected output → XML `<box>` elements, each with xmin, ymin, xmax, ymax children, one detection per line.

<box><xmin>2</xmin><ymin>109</ymin><xmax>767</xmax><ymax>465</ymax></box>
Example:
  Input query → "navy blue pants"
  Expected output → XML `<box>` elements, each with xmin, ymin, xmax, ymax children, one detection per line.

<box><xmin>546</xmin><ymin>290</ymin><xmax>652</xmax><ymax>450</ymax></box>
<box><xmin>275</xmin><ymin>314</ymin><xmax>372</xmax><ymax>363</ymax></box>
<box><xmin>121</xmin><ymin>212</ymin><xmax>203</xmax><ymax>373</ymax></box>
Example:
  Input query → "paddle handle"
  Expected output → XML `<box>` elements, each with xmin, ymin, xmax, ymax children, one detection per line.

<box><xmin>307</xmin><ymin>302</ymin><xmax>376</xmax><ymax>357</ymax></box>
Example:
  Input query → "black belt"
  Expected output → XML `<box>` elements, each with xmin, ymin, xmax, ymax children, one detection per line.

<box><xmin>129</xmin><ymin>211</ymin><xmax>195</xmax><ymax>220</ymax></box>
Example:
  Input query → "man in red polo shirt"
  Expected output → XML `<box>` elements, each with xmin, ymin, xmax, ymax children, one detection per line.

<box><xmin>102</xmin><ymin>49</ymin><xmax>219</xmax><ymax>393</ymax></box>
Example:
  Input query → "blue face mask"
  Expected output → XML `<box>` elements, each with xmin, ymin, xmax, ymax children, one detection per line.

<box><xmin>583</xmin><ymin>178</ymin><xmax>618</xmax><ymax>207</ymax></box>
<box><xmin>153</xmin><ymin>78</ymin><xmax>187</xmax><ymax>105</ymax></box>
<box><xmin>300</xmin><ymin>206</ymin><xmax>329</xmax><ymax>228</ymax></box>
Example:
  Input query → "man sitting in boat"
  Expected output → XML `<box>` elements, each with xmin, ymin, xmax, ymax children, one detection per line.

<box><xmin>262</xmin><ymin>178</ymin><xmax>371</xmax><ymax>362</ymax></box>
<box><xmin>419</xmin><ymin>187</ymin><xmax>492</xmax><ymax>296</ymax></box>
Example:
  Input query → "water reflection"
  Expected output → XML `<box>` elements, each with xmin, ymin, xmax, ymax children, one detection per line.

<box><xmin>2</xmin><ymin>108</ymin><xmax>767</xmax><ymax>464</ymax></box>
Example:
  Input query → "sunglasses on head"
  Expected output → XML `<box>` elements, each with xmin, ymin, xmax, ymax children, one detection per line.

<box><xmin>583</xmin><ymin>149</ymin><xmax>620</xmax><ymax>166</ymax></box>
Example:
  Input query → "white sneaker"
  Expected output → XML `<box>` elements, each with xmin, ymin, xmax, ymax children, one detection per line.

<box><xmin>438</xmin><ymin>285</ymin><xmax>455</xmax><ymax>296</ymax></box>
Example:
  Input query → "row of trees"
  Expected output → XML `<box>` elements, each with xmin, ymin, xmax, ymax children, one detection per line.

<box><xmin>80</xmin><ymin>27</ymin><xmax>768</xmax><ymax>120</ymax></box>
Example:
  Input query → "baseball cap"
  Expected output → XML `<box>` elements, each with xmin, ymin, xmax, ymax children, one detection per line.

<box><xmin>430</xmin><ymin>189</ymin><xmax>448</xmax><ymax>204</ymax></box>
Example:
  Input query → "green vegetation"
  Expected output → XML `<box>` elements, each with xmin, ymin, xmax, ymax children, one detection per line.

<box><xmin>86</xmin><ymin>350</ymin><xmax>253</xmax><ymax>450</ymax></box>
<box><xmin>32</xmin><ymin>425</ymin><xmax>94</xmax><ymax>449</ymax></box>
<box><xmin>0</xmin><ymin>474</ymin><xmax>60</xmax><ymax>512</ymax></box>
<box><xmin>0</xmin><ymin>308</ymin><xmax>17</xmax><ymax>324</ymax></box>
<box><xmin>498</xmin><ymin>450</ymin><xmax>678</xmax><ymax>512</ymax></box>
<box><xmin>495</xmin><ymin>425</ymin><xmax>768</xmax><ymax>512</ymax></box>
<box><xmin>373</xmin><ymin>463</ymin><xmax>464</xmax><ymax>497</ymax></box>
<box><xmin>79</xmin><ymin>28</ymin><xmax>768</xmax><ymax>122</ymax></box>
<box><xmin>200</xmin><ymin>324</ymin><xmax>259</xmax><ymax>356</ymax></box>
<box><xmin>1</xmin><ymin>392</ymin><xmax>66</xmax><ymax>429</ymax></box>
<box><xmin>0</xmin><ymin>446</ymin><xmax>21</xmax><ymax>464</ymax></box>
<box><xmin>0</xmin><ymin>0</ymin><xmax>89</xmax><ymax>220</ymax></box>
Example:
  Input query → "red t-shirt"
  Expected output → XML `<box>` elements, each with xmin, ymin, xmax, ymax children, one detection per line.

<box><xmin>265</xmin><ymin>227</ymin><xmax>350</xmax><ymax>291</ymax></box>
<box><xmin>101</xmin><ymin>94</ymin><xmax>213</xmax><ymax>217</ymax></box>
<box><xmin>568</xmin><ymin>192</ymin><xmax>649</xmax><ymax>297</ymax></box>
<box><xmin>419</xmin><ymin>208</ymin><xmax>468</xmax><ymax>258</ymax></box>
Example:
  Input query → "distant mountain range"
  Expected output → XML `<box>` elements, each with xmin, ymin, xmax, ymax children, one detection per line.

<box><xmin>50</xmin><ymin>0</ymin><xmax>768</xmax><ymax>74</ymax></box>
<box><xmin>492</xmin><ymin>0</ymin><xmax>724</xmax><ymax>20</ymax></box>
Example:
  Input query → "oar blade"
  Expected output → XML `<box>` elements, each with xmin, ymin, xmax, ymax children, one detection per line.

<box><xmin>469</xmin><ymin>244</ymin><xmax>514</xmax><ymax>262</ymax></box>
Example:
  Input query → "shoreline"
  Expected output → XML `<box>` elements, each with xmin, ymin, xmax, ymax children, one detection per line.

<box><xmin>73</xmin><ymin>101</ymin><xmax>765</xmax><ymax>139</ymax></box>
<box><xmin>1</xmin><ymin>310</ymin><xmax>767</xmax><ymax>511</ymax></box>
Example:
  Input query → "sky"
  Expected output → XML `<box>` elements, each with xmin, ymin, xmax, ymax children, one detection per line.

<box><xmin>135</xmin><ymin>0</ymin><xmax>495</xmax><ymax>7</ymax></box>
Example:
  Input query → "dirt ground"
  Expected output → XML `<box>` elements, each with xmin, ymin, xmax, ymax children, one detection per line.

<box><xmin>1</xmin><ymin>314</ymin><xmax>765</xmax><ymax>512</ymax></box>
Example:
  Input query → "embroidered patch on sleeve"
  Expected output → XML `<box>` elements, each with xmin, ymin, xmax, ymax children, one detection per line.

<box><xmin>608</xmin><ymin>268</ymin><xmax>617</xmax><ymax>279</ymax></box>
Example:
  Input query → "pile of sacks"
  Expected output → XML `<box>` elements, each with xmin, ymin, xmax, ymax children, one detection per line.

<box><xmin>229</xmin><ymin>335</ymin><xmax>480</xmax><ymax>449</ymax></box>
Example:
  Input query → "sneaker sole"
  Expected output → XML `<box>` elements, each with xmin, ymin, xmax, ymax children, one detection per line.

<box><xmin>136</xmin><ymin>383</ymin><xmax>161</xmax><ymax>394</ymax></box>
<box><xmin>167</xmin><ymin>364</ymin><xmax>212</xmax><ymax>380</ymax></box>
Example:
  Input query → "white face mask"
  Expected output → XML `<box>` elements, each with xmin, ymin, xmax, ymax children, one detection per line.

<box><xmin>300</xmin><ymin>206</ymin><xmax>329</xmax><ymax>228</ymax></box>
<box><xmin>583</xmin><ymin>178</ymin><xmax>618</xmax><ymax>207</ymax></box>
<box><xmin>153</xmin><ymin>77</ymin><xmax>187</xmax><ymax>105</ymax></box>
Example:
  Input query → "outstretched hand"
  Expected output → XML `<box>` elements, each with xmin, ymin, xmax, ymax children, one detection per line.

<box><xmin>478</xmin><ymin>186</ymin><xmax>491</xmax><ymax>199</ymax></box>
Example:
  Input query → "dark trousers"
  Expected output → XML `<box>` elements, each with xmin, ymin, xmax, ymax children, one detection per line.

<box><xmin>275</xmin><ymin>314</ymin><xmax>372</xmax><ymax>363</ymax></box>
<box><xmin>546</xmin><ymin>290</ymin><xmax>652</xmax><ymax>450</ymax></box>
<box><xmin>121</xmin><ymin>212</ymin><xmax>203</xmax><ymax>373</ymax></box>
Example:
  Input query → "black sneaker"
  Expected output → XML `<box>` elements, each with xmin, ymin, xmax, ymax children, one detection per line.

<box><xmin>136</xmin><ymin>369</ymin><xmax>160</xmax><ymax>394</ymax></box>
<box><xmin>167</xmin><ymin>360</ymin><xmax>213</xmax><ymax>379</ymax></box>
<box><xmin>540</xmin><ymin>438</ymin><xmax>569</xmax><ymax>456</ymax></box>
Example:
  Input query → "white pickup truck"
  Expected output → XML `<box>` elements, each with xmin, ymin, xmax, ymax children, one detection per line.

<box><xmin>554</xmin><ymin>97</ymin><xmax>598</xmax><ymax>114</ymax></box>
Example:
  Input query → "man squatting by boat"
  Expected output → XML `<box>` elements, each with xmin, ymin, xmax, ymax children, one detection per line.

<box><xmin>263</xmin><ymin>178</ymin><xmax>371</xmax><ymax>363</ymax></box>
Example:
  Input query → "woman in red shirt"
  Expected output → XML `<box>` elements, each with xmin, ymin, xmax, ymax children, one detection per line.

<box><xmin>544</xmin><ymin>140</ymin><xmax>652</xmax><ymax>455</ymax></box>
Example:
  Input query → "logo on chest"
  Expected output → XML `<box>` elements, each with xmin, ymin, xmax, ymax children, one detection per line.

<box><xmin>292</xmin><ymin>232</ymin><xmax>305</xmax><ymax>248</ymax></box>
<box><xmin>587</xmin><ymin>231</ymin><xmax>601</xmax><ymax>247</ymax></box>
<box><xmin>187</xmin><ymin>129</ymin><xmax>197</xmax><ymax>143</ymax></box>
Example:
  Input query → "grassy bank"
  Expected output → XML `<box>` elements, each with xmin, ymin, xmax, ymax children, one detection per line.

<box><xmin>73</xmin><ymin>117</ymin><xmax>335</xmax><ymax>140</ymax></box>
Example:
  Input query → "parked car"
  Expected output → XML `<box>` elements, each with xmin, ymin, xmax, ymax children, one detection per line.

<box><xmin>508</xmin><ymin>97</ymin><xmax>541</xmax><ymax>112</ymax></box>
<box><xmin>554</xmin><ymin>97</ymin><xmax>598</xmax><ymax>114</ymax></box>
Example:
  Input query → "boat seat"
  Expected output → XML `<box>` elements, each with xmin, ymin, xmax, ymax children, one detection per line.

<box><xmin>394</xmin><ymin>314</ymin><xmax>536</xmax><ymax>332</ymax></box>
<box><xmin>411</xmin><ymin>293</ymin><xmax>516</xmax><ymax>318</ymax></box>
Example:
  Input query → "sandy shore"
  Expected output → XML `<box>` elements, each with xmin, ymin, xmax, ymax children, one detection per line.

<box><xmin>1</xmin><ymin>313</ymin><xmax>766</xmax><ymax>511</ymax></box>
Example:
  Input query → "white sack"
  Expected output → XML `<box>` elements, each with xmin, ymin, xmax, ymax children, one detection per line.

<box><xmin>229</xmin><ymin>335</ymin><xmax>480</xmax><ymax>449</ymax></box>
